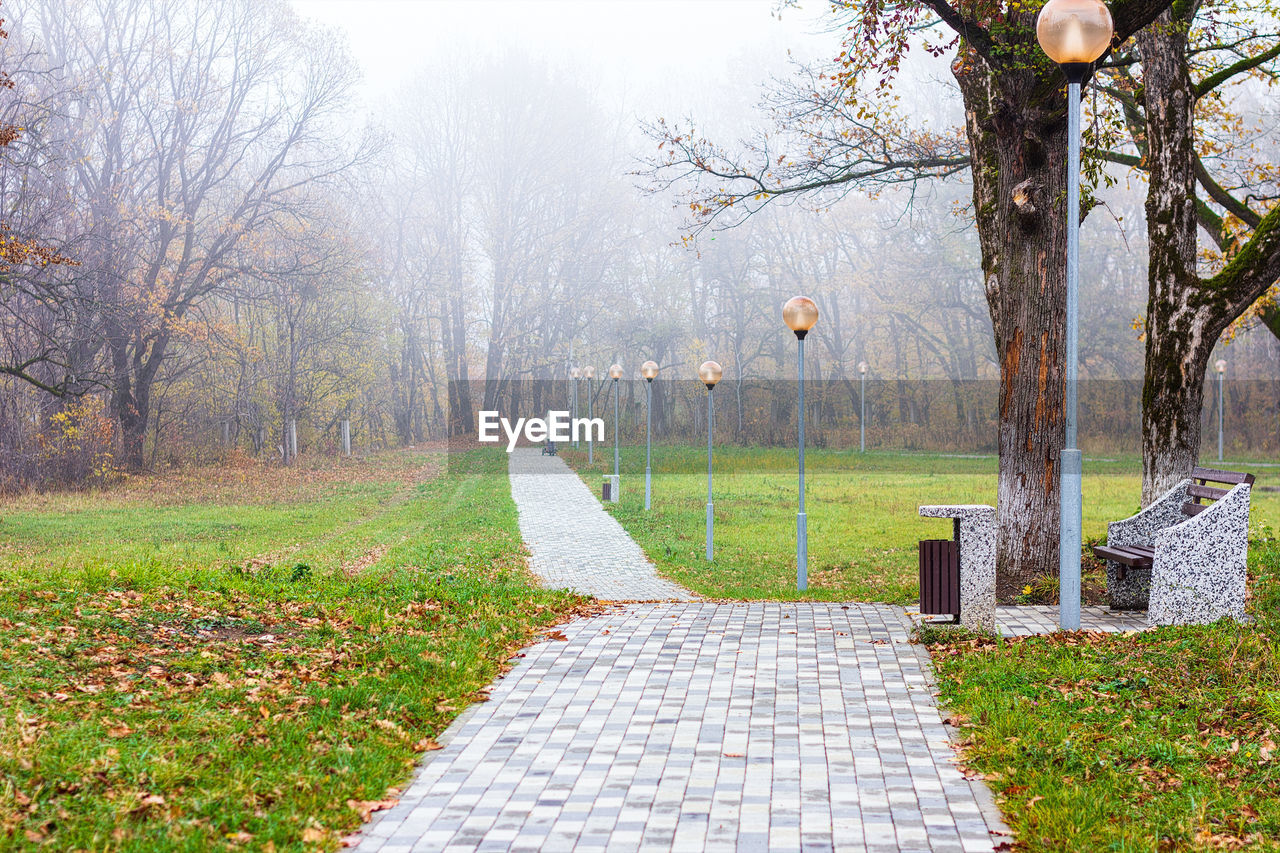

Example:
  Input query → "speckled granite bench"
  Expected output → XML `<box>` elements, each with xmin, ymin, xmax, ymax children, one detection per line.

<box><xmin>1093</xmin><ymin>467</ymin><xmax>1254</xmax><ymax>627</ymax></box>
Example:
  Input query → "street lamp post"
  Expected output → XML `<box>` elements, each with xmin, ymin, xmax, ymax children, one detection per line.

<box><xmin>1037</xmin><ymin>0</ymin><xmax>1113</xmax><ymax>632</ymax></box>
<box><xmin>1216</xmin><ymin>358</ymin><xmax>1227</xmax><ymax>462</ymax></box>
<box><xmin>610</xmin><ymin>364</ymin><xmax>623</xmax><ymax>479</ymax></box>
<box><xmin>607</xmin><ymin>363</ymin><xmax>623</xmax><ymax>501</ymax></box>
<box><xmin>858</xmin><ymin>361</ymin><xmax>868</xmax><ymax>454</ymax></box>
<box><xmin>571</xmin><ymin>367</ymin><xmax>581</xmax><ymax>448</ymax></box>
<box><xmin>641</xmin><ymin>360</ymin><xmax>659</xmax><ymax>510</ymax></box>
<box><xmin>699</xmin><ymin>360</ymin><xmax>723</xmax><ymax>561</ymax></box>
<box><xmin>784</xmin><ymin>296</ymin><xmax>819</xmax><ymax>593</ymax></box>
<box><xmin>584</xmin><ymin>365</ymin><xmax>596</xmax><ymax>464</ymax></box>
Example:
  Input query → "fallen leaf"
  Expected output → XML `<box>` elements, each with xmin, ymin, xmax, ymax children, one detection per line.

<box><xmin>347</xmin><ymin>798</ymin><xmax>398</xmax><ymax>821</ymax></box>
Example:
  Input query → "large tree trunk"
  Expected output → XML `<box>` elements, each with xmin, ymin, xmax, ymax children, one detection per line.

<box><xmin>1136</xmin><ymin>13</ymin><xmax>1208</xmax><ymax>505</ymax></box>
<box><xmin>955</xmin><ymin>54</ymin><xmax>1071</xmax><ymax>601</ymax></box>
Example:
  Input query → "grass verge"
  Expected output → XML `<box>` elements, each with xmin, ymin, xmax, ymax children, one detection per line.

<box><xmin>563</xmin><ymin>444</ymin><xmax>1279</xmax><ymax>602</ymax></box>
<box><xmin>923</xmin><ymin>531</ymin><xmax>1280</xmax><ymax>851</ymax></box>
<box><xmin>0</xmin><ymin>449</ymin><xmax>584</xmax><ymax>851</ymax></box>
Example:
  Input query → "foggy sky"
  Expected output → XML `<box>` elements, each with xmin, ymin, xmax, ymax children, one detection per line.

<box><xmin>290</xmin><ymin>0</ymin><xmax>832</xmax><ymax>119</ymax></box>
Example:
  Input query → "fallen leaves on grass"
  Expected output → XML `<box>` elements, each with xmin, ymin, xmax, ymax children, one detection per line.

<box><xmin>347</xmin><ymin>798</ymin><xmax>399</xmax><ymax>822</ymax></box>
<box><xmin>931</xmin><ymin>620</ymin><xmax>1280</xmax><ymax>849</ymax></box>
<box><xmin>342</xmin><ymin>544</ymin><xmax>391</xmax><ymax>577</ymax></box>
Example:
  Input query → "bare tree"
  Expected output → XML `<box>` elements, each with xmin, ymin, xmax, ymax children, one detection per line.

<box><xmin>17</xmin><ymin>0</ymin><xmax>369</xmax><ymax>469</ymax></box>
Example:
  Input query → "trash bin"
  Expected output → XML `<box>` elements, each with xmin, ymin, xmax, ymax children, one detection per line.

<box><xmin>919</xmin><ymin>538</ymin><xmax>960</xmax><ymax>621</ymax></box>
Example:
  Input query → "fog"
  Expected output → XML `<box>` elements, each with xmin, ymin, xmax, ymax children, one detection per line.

<box><xmin>0</xmin><ymin>0</ymin><xmax>1277</xmax><ymax>484</ymax></box>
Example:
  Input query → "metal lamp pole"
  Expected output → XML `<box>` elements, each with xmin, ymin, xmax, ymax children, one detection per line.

<box><xmin>1216</xmin><ymin>359</ymin><xmax>1227</xmax><ymax>462</ymax></box>
<box><xmin>859</xmin><ymin>361</ymin><xmax>868</xmax><ymax>454</ymax></box>
<box><xmin>641</xmin><ymin>361</ymin><xmax>659</xmax><ymax>510</ymax></box>
<box><xmin>1037</xmin><ymin>0</ymin><xmax>1112</xmax><ymax>632</ymax></box>
<box><xmin>784</xmin><ymin>296</ymin><xmax>819</xmax><ymax>593</ymax></box>
<box><xmin>699</xmin><ymin>361</ymin><xmax>722</xmax><ymax>560</ymax></box>
<box><xmin>571</xmin><ymin>367</ymin><xmax>580</xmax><ymax>448</ymax></box>
<box><xmin>1058</xmin><ymin>70</ymin><xmax>1085</xmax><ymax>632</ymax></box>
<box><xmin>610</xmin><ymin>364</ymin><xmax>623</xmax><ymax>479</ymax></box>
<box><xmin>584</xmin><ymin>366</ymin><xmax>595</xmax><ymax>464</ymax></box>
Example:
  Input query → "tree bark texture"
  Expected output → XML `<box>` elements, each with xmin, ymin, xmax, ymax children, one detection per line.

<box><xmin>1136</xmin><ymin>11</ymin><xmax>1280</xmax><ymax>504</ymax></box>
<box><xmin>955</xmin><ymin>50</ymin><xmax>1072</xmax><ymax>601</ymax></box>
<box><xmin>1137</xmin><ymin>13</ymin><xmax>1205</xmax><ymax>506</ymax></box>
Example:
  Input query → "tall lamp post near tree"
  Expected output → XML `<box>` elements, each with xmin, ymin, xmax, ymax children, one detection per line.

<box><xmin>699</xmin><ymin>360</ymin><xmax>723</xmax><ymax>561</ymax></box>
<box><xmin>784</xmin><ymin>296</ymin><xmax>819</xmax><ymax>593</ymax></box>
<box><xmin>641</xmin><ymin>360</ymin><xmax>659</xmax><ymax>510</ymax></box>
<box><xmin>1036</xmin><ymin>0</ymin><xmax>1114</xmax><ymax>632</ymax></box>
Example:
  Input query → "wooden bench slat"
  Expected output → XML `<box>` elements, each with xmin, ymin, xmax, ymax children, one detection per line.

<box><xmin>1187</xmin><ymin>483</ymin><xmax>1230</xmax><ymax>501</ymax></box>
<box><xmin>1093</xmin><ymin>544</ymin><xmax>1155</xmax><ymax>568</ymax></box>
<box><xmin>1190</xmin><ymin>467</ymin><xmax>1255</xmax><ymax>486</ymax></box>
<box><xmin>1183</xmin><ymin>502</ymin><xmax>1208</xmax><ymax>516</ymax></box>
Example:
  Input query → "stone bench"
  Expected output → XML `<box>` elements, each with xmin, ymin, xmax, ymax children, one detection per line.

<box><xmin>1093</xmin><ymin>466</ymin><xmax>1253</xmax><ymax>627</ymax></box>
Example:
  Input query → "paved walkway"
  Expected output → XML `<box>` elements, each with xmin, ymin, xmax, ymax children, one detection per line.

<box><xmin>996</xmin><ymin>605</ymin><xmax>1147</xmax><ymax>636</ymax></box>
<box><xmin>507</xmin><ymin>449</ymin><xmax>692</xmax><ymax>601</ymax></box>
<box><xmin>913</xmin><ymin>606</ymin><xmax>1148</xmax><ymax>637</ymax></box>
<box><xmin>354</xmin><ymin>450</ymin><xmax>1011</xmax><ymax>852</ymax></box>
<box><xmin>356</xmin><ymin>603</ymin><xmax>1005</xmax><ymax>852</ymax></box>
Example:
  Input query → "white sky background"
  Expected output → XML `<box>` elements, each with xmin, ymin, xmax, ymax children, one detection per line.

<box><xmin>289</xmin><ymin>0</ymin><xmax>851</xmax><ymax>133</ymax></box>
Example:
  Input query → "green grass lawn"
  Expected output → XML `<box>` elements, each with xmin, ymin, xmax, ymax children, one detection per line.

<box><xmin>563</xmin><ymin>444</ymin><xmax>1280</xmax><ymax>602</ymax></box>
<box><xmin>0</xmin><ymin>449</ymin><xmax>584</xmax><ymax>851</ymax></box>
<box><xmin>924</xmin><ymin>540</ymin><xmax>1280</xmax><ymax>851</ymax></box>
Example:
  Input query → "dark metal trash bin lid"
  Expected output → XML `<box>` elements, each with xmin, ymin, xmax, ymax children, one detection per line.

<box><xmin>919</xmin><ymin>538</ymin><xmax>960</xmax><ymax>616</ymax></box>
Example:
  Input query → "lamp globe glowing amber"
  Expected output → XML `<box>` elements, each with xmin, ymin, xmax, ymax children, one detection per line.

<box><xmin>782</xmin><ymin>295</ymin><xmax>819</xmax><ymax>333</ymax></box>
<box><xmin>571</xmin><ymin>367</ymin><xmax>581</xmax><ymax>379</ymax></box>
<box><xmin>641</xmin><ymin>360</ymin><xmax>659</xmax><ymax>381</ymax></box>
<box><xmin>609</xmin><ymin>363</ymin><xmax>623</xmax><ymax>380</ymax></box>
<box><xmin>858</xmin><ymin>361</ymin><xmax>868</xmax><ymax>375</ymax></box>
<box><xmin>1216</xmin><ymin>359</ymin><xmax>1227</xmax><ymax>374</ymax></box>
<box><xmin>1036</xmin><ymin>0</ymin><xmax>1113</xmax><ymax>66</ymax></box>
<box><xmin>583</xmin><ymin>365</ymin><xmax>595</xmax><ymax>379</ymax></box>
<box><xmin>698</xmin><ymin>360</ymin><xmax>723</xmax><ymax>388</ymax></box>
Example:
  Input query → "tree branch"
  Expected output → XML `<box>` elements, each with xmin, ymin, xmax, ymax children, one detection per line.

<box><xmin>1195</xmin><ymin>41</ymin><xmax>1280</xmax><ymax>99</ymax></box>
<box><xmin>1098</xmin><ymin>150</ymin><xmax>1143</xmax><ymax>168</ymax></box>
<box><xmin>1195</xmin><ymin>198</ymin><xmax>1227</xmax><ymax>251</ymax></box>
<box><xmin>1201</xmin><ymin>200</ymin><xmax>1280</xmax><ymax>316</ymax></box>
<box><xmin>1195</xmin><ymin>153</ymin><xmax>1262</xmax><ymax>230</ymax></box>
<box><xmin>1110</xmin><ymin>0</ymin><xmax>1183</xmax><ymax>43</ymax></box>
<box><xmin>915</xmin><ymin>0</ymin><xmax>996</xmax><ymax>61</ymax></box>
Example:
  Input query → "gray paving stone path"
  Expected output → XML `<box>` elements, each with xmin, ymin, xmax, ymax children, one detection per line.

<box><xmin>353</xmin><ymin>449</ymin><xmax>1013</xmax><ymax>852</ymax></box>
<box><xmin>507</xmin><ymin>449</ymin><xmax>693</xmax><ymax>601</ymax></box>
<box><xmin>913</xmin><ymin>605</ymin><xmax>1149</xmax><ymax>637</ymax></box>
<box><xmin>355</xmin><ymin>603</ymin><xmax>1006</xmax><ymax>853</ymax></box>
<box><xmin>996</xmin><ymin>605</ymin><xmax>1148</xmax><ymax>636</ymax></box>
